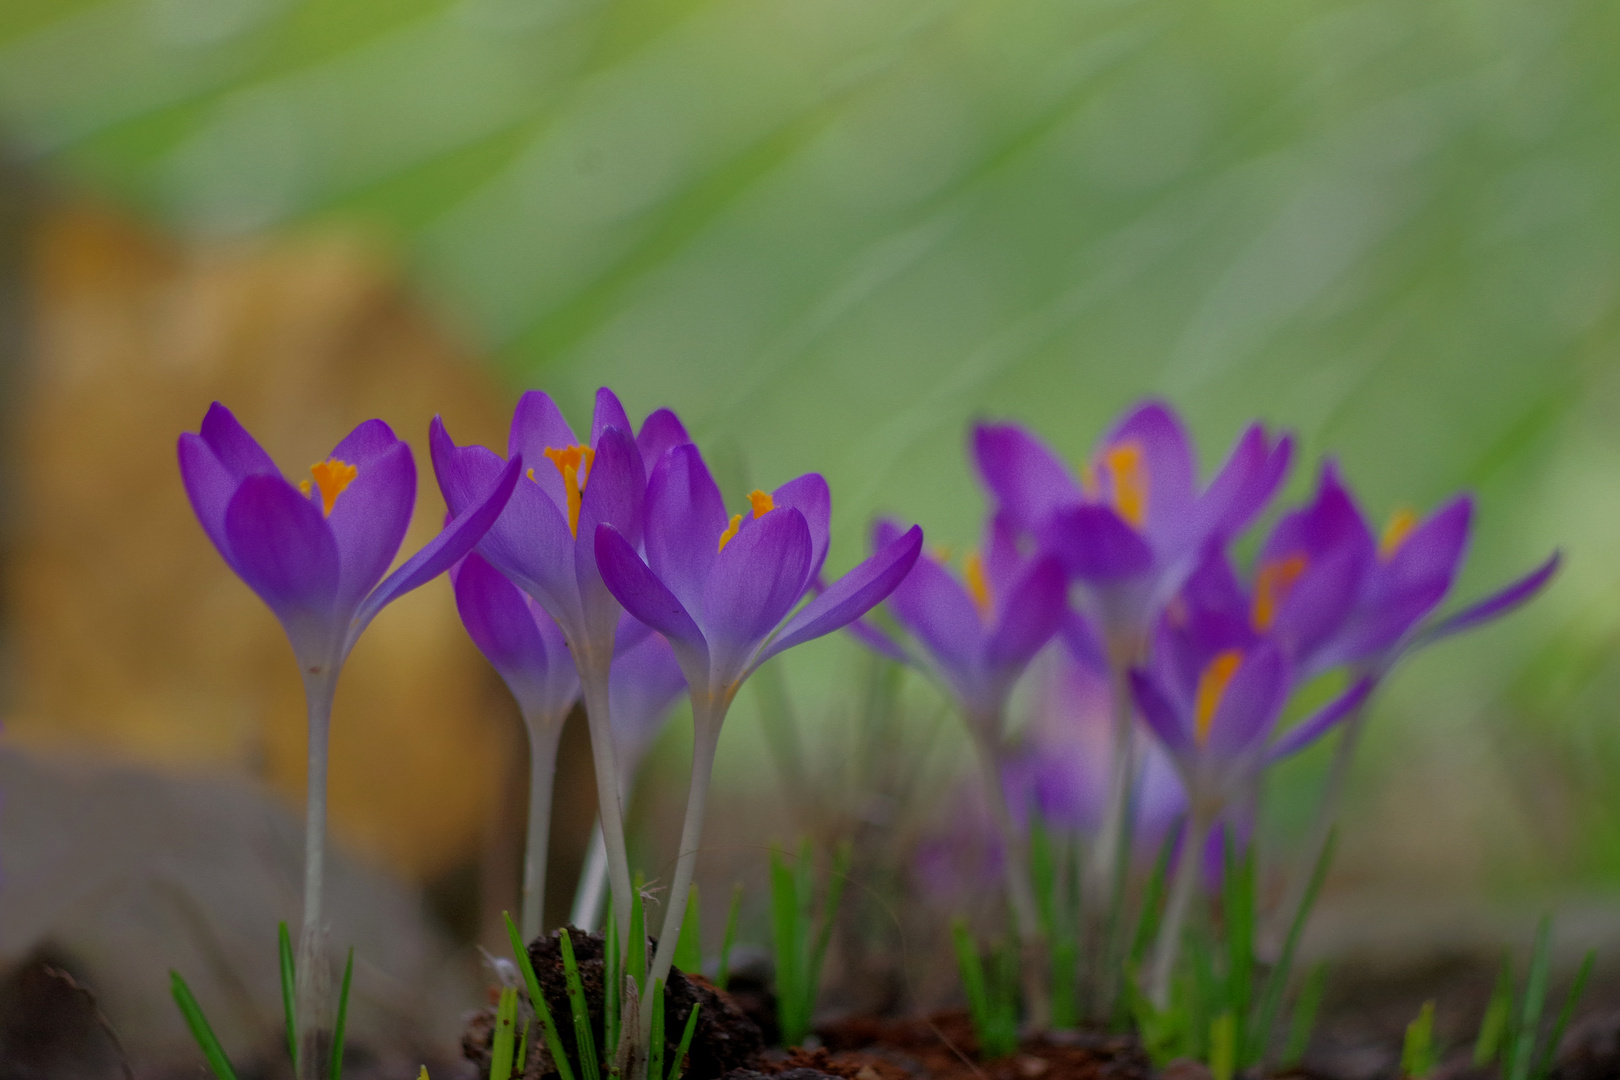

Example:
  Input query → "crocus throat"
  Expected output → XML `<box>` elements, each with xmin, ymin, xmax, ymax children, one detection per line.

<box><xmin>541</xmin><ymin>445</ymin><xmax>595</xmax><ymax>538</ymax></box>
<box><xmin>298</xmin><ymin>458</ymin><xmax>358</xmax><ymax>516</ymax></box>
<box><xmin>963</xmin><ymin>551</ymin><xmax>993</xmax><ymax>621</ymax></box>
<box><xmin>719</xmin><ymin>489</ymin><xmax>776</xmax><ymax>552</ymax></box>
<box><xmin>1194</xmin><ymin>649</ymin><xmax>1243</xmax><ymax>745</ymax></box>
<box><xmin>1084</xmin><ymin>440</ymin><xmax>1148</xmax><ymax>528</ymax></box>
<box><xmin>1379</xmin><ymin>507</ymin><xmax>1417</xmax><ymax>560</ymax></box>
<box><xmin>1252</xmin><ymin>553</ymin><xmax>1308</xmax><ymax>631</ymax></box>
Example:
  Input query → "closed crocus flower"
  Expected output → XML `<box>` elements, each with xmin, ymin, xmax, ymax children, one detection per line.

<box><xmin>451</xmin><ymin>551</ymin><xmax>579</xmax><ymax>941</ymax></box>
<box><xmin>594</xmin><ymin>440</ymin><xmax>922</xmax><ymax>1018</ymax></box>
<box><xmin>178</xmin><ymin>403</ymin><xmax>520</xmax><ymax>1063</ymax></box>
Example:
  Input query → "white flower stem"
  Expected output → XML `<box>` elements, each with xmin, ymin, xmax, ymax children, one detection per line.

<box><xmin>1148</xmin><ymin>811</ymin><xmax>1209</xmax><ymax>1010</ymax></box>
<box><xmin>577</xmin><ymin>652</ymin><xmax>635</xmax><ymax>956</ymax></box>
<box><xmin>296</xmin><ymin>669</ymin><xmax>338</xmax><ymax>1080</ymax></box>
<box><xmin>520</xmin><ymin>712</ymin><xmax>567</xmax><ymax>943</ymax></box>
<box><xmin>570</xmin><ymin>821</ymin><xmax>610</xmax><ymax>932</ymax></box>
<box><xmin>969</xmin><ymin>718</ymin><xmax>1051</xmax><ymax>1033</ymax></box>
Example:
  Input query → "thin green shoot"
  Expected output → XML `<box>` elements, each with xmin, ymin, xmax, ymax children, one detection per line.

<box><xmin>674</xmin><ymin>887</ymin><xmax>702</xmax><ymax>974</ymax></box>
<box><xmin>668</xmin><ymin>1002</ymin><xmax>702</xmax><ymax>1080</ymax></box>
<box><xmin>1209</xmin><ymin>1012</ymin><xmax>1236</xmax><ymax>1080</ymax></box>
<box><xmin>170</xmin><ymin>970</ymin><xmax>239</xmax><ymax>1080</ymax></box>
<box><xmin>770</xmin><ymin>847</ymin><xmax>804</xmax><ymax>1044</ymax></box>
<box><xmin>279</xmin><ymin>922</ymin><xmax>297</xmax><ymax>1071</ymax></box>
<box><xmin>1280</xmin><ymin>963</ymin><xmax>1327</xmax><ymax>1070</ymax></box>
<box><xmin>648</xmin><ymin>978</ymin><xmax>666</xmax><ymax>1080</ymax></box>
<box><xmin>329</xmin><ymin>947</ymin><xmax>354</xmax><ymax>1080</ymax></box>
<box><xmin>516</xmin><ymin>1019</ymin><xmax>531</xmax><ymax>1076</ymax></box>
<box><xmin>559</xmin><ymin>930</ymin><xmax>603</xmax><ymax>1080</ymax></box>
<box><xmin>1401</xmin><ymin>1000</ymin><xmax>1439</xmax><ymax>1079</ymax></box>
<box><xmin>1248</xmin><ymin>828</ymin><xmax>1337</xmax><ymax>1067</ymax></box>
<box><xmin>1535</xmin><ymin>949</ymin><xmax>1594</xmax><ymax>1080</ymax></box>
<box><xmin>605</xmin><ymin>905</ymin><xmax>621</xmax><ymax>1059</ymax></box>
<box><xmin>1220</xmin><ymin>835</ymin><xmax>1254</xmax><ymax>1058</ymax></box>
<box><xmin>503</xmin><ymin>912</ymin><xmax>576</xmax><ymax>1080</ymax></box>
<box><xmin>717</xmin><ymin>884</ymin><xmax>743</xmax><ymax>989</ymax></box>
<box><xmin>1507</xmin><ymin>917</ymin><xmax>1553</xmax><ymax>1080</ymax></box>
<box><xmin>490</xmin><ymin>986</ymin><xmax>519</xmax><ymax>1080</ymax></box>
<box><xmin>950</xmin><ymin>920</ymin><xmax>1018</xmax><ymax>1058</ymax></box>
<box><xmin>1129</xmin><ymin>826</ymin><xmax>1179</xmax><ymax>970</ymax></box>
<box><xmin>1029</xmin><ymin>815</ymin><xmax>1079</xmax><ymax>1028</ymax></box>
<box><xmin>806</xmin><ymin>841</ymin><xmax>853</xmax><ymax>1015</ymax></box>
<box><xmin>1474</xmin><ymin>953</ymin><xmax>1514</xmax><ymax>1068</ymax></box>
<box><xmin>770</xmin><ymin>840</ymin><xmax>853</xmax><ymax>1046</ymax></box>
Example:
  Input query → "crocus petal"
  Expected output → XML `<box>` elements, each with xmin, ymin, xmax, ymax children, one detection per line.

<box><xmin>1418</xmin><ymin>551</ymin><xmax>1562</xmax><ymax>646</ymax></box>
<box><xmin>972</xmin><ymin>423</ymin><xmax>1083</xmax><ymax>533</ymax></box>
<box><xmin>1276</xmin><ymin>544</ymin><xmax>1364</xmax><ymax>677</ymax></box>
<box><xmin>1331</xmin><ymin>497</ymin><xmax>1473</xmax><ymax>662</ymax></box>
<box><xmin>352</xmin><ymin>454</ymin><xmax>522</xmax><ymax>641</ymax></box>
<box><xmin>199</xmin><ymin>401</ymin><xmax>278</xmax><ymax>480</ymax></box>
<box><xmin>1203</xmin><ymin>644</ymin><xmax>1290</xmax><ymax>757</ymax></box>
<box><xmin>1267</xmin><ymin>676</ymin><xmax>1375</xmax><ymax>762</ymax></box>
<box><xmin>1103</xmin><ymin>401</ymin><xmax>1197</xmax><ymax>534</ymax></box>
<box><xmin>575</xmin><ymin>426</ymin><xmax>648</xmax><ymax>647</ymax></box>
<box><xmin>224</xmin><ymin>475</ymin><xmax>341</xmax><ymax>662</ymax></box>
<box><xmin>508</xmin><ymin>390</ymin><xmax>578</xmax><ymax>510</ymax></box>
<box><xmin>645</xmin><ymin>443</ymin><xmax>729</xmax><ymax>618</ymax></box>
<box><xmin>590</xmin><ymin>387</ymin><xmax>634</xmax><ymax>449</ymax></box>
<box><xmin>1180</xmin><ymin>549</ymin><xmax>1248</xmax><ymax>624</ymax></box>
<box><xmin>844</xmin><ymin>612</ymin><xmax>912</xmax><ymax>663</ymax></box>
<box><xmin>769</xmin><ymin>474</ymin><xmax>832</xmax><ymax>583</ymax></box>
<box><xmin>754</xmin><ymin>524</ymin><xmax>924</xmax><ymax>670</ymax></box>
<box><xmin>884</xmin><ymin>551</ymin><xmax>983</xmax><ymax>680</ymax></box>
<box><xmin>1060</xmin><ymin>610</ymin><xmax>1109</xmax><ymax>673</ymax></box>
<box><xmin>1039</xmin><ymin>504</ymin><xmax>1155</xmax><ymax>580</ymax></box>
<box><xmin>1197</xmin><ymin>425</ymin><xmax>1293</xmax><ymax>545</ymax></box>
<box><xmin>981</xmin><ymin>513</ymin><xmax>1026</xmax><ymax>597</ymax></box>
<box><xmin>329</xmin><ymin>418</ymin><xmax>405</xmax><ymax>467</ymax></box>
<box><xmin>703</xmin><ymin>508</ymin><xmax>813</xmax><ymax>684</ymax></box>
<box><xmin>985</xmin><ymin>556</ymin><xmax>1068</xmax><ymax>675</ymax></box>
<box><xmin>455</xmin><ymin>551</ymin><xmax>578</xmax><ymax>719</ymax></box>
<box><xmin>637</xmin><ymin>408</ymin><xmax>691</xmax><ymax>469</ymax></box>
<box><xmin>610</xmin><ymin>626</ymin><xmax>688</xmax><ymax>772</ymax></box>
<box><xmin>326</xmin><ymin>438</ymin><xmax>415</xmax><ymax>613</ymax></box>
<box><xmin>595</xmin><ymin>523</ymin><xmax>711</xmax><ymax>686</ymax></box>
<box><xmin>179</xmin><ymin>433</ymin><xmax>237</xmax><ymax>560</ymax></box>
<box><xmin>1130</xmin><ymin>668</ymin><xmax>1192</xmax><ymax>756</ymax></box>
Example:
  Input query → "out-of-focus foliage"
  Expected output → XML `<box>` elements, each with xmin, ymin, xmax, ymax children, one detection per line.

<box><xmin>2</xmin><ymin>0</ymin><xmax>1619</xmax><ymax>889</ymax></box>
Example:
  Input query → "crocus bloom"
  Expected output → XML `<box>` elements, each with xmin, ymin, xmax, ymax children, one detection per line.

<box><xmin>178</xmin><ymin>402</ymin><xmax>520</xmax><ymax>1067</ymax></box>
<box><xmin>451</xmin><ymin>551</ymin><xmax>579</xmax><ymax>940</ymax></box>
<box><xmin>431</xmin><ymin>388</ymin><xmax>686</xmax><ymax>962</ymax></box>
<box><xmin>594</xmin><ymin>441</ymin><xmax>922</xmax><ymax>1011</ymax></box>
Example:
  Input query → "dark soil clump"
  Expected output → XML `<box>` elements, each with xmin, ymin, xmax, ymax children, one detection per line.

<box><xmin>811</xmin><ymin>1011</ymin><xmax>1153</xmax><ymax>1080</ymax></box>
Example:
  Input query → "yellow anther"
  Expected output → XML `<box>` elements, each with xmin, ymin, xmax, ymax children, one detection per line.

<box><xmin>1380</xmin><ymin>506</ymin><xmax>1418</xmax><ymax>561</ymax></box>
<box><xmin>748</xmin><ymin>489</ymin><xmax>775</xmax><ymax>518</ymax></box>
<box><xmin>300</xmin><ymin>458</ymin><xmax>357</xmax><ymax>517</ymax></box>
<box><xmin>1194</xmin><ymin>649</ymin><xmax>1243</xmax><ymax>746</ymax></box>
<box><xmin>1101</xmin><ymin>440</ymin><xmax>1148</xmax><ymax>528</ymax></box>
<box><xmin>718</xmin><ymin>513</ymin><xmax>744</xmax><ymax>552</ymax></box>
<box><xmin>964</xmin><ymin>551</ymin><xmax>994</xmax><ymax>621</ymax></box>
<box><xmin>1252</xmin><ymin>553</ymin><xmax>1309</xmax><ymax>631</ymax></box>
<box><xmin>543</xmin><ymin>444</ymin><xmax>595</xmax><ymax>538</ymax></box>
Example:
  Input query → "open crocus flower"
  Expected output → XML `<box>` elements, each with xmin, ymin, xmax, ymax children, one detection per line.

<box><xmin>431</xmin><ymin>387</ymin><xmax>686</xmax><ymax>975</ymax></box>
<box><xmin>178</xmin><ymin>402</ymin><xmax>521</xmax><ymax>1062</ymax></box>
<box><xmin>1126</xmin><ymin>601</ymin><xmax>1371</xmax><ymax>1006</ymax></box>
<box><xmin>451</xmin><ymin>551</ymin><xmax>579</xmax><ymax>941</ymax></box>
<box><xmin>594</xmin><ymin>440</ymin><xmax>922</xmax><ymax>1018</ymax></box>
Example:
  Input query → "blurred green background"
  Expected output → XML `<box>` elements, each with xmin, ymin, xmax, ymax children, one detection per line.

<box><xmin>2</xmin><ymin>0</ymin><xmax>1617</xmax><ymax>900</ymax></box>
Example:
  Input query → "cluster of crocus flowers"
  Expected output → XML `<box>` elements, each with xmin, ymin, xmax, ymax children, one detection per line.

<box><xmin>852</xmin><ymin>399</ymin><xmax>1558</xmax><ymax>1016</ymax></box>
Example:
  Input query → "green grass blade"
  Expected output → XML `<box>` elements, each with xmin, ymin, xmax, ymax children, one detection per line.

<box><xmin>806</xmin><ymin>840</ymin><xmax>853</xmax><ymax>1019</ymax></box>
<box><xmin>559</xmin><ymin>930</ymin><xmax>603</xmax><ymax>1080</ymax></box>
<box><xmin>770</xmin><ymin>847</ymin><xmax>804</xmax><ymax>1045</ymax></box>
<box><xmin>674</xmin><ymin>887</ymin><xmax>702</xmax><ymax>974</ymax></box>
<box><xmin>1030</xmin><ymin>813</ymin><xmax>1056</xmax><ymax>937</ymax></box>
<box><xmin>1475</xmin><ymin>952</ymin><xmax>1515</xmax><ymax>1068</ymax></box>
<box><xmin>279</xmin><ymin>921</ymin><xmax>297</xmax><ymax>1071</ymax></box>
<box><xmin>504</xmin><ymin>912</ymin><xmax>577</xmax><ymax>1080</ymax></box>
<box><xmin>668</xmin><ymin>1002</ymin><xmax>701</xmax><ymax>1080</ymax></box>
<box><xmin>170</xmin><ymin>970</ymin><xmax>239</xmax><ymax>1080</ymax></box>
<box><xmin>1210</xmin><ymin>1011</ymin><xmax>1236</xmax><ymax>1080</ymax></box>
<box><xmin>1130</xmin><ymin>825</ymin><xmax>1179</xmax><ymax>969</ymax></box>
<box><xmin>648</xmin><ymin>978</ymin><xmax>666</xmax><ymax>1080</ymax></box>
<box><xmin>1534</xmin><ymin>948</ymin><xmax>1593</xmax><ymax>1080</ymax></box>
<box><xmin>991</xmin><ymin>939</ymin><xmax>1020</xmax><ymax>1057</ymax></box>
<box><xmin>516</xmin><ymin>1019</ymin><xmax>531</xmax><ymax>1076</ymax></box>
<box><xmin>1280</xmin><ymin>963</ymin><xmax>1327</xmax><ymax>1070</ymax></box>
<box><xmin>717</xmin><ymin>884</ymin><xmax>743</xmax><ymax>989</ymax></box>
<box><xmin>1248</xmin><ymin>828</ymin><xmax>1336</xmax><ymax>1066</ymax></box>
<box><xmin>605</xmin><ymin>904</ymin><xmax>620</xmax><ymax>1063</ymax></box>
<box><xmin>950</xmin><ymin>920</ymin><xmax>992</xmax><ymax>1046</ymax></box>
<box><xmin>1508</xmin><ymin>917</ymin><xmax>1554</xmax><ymax>1080</ymax></box>
<box><xmin>490</xmin><ymin>986</ymin><xmax>519</xmax><ymax>1080</ymax></box>
<box><xmin>329</xmin><ymin>947</ymin><xmax>354</xmax><ymax>1080</ymax></box>
<box><xmin>1222</xmin><ymin>838</ymin><xmax>1255</xmax><ymax>1050</ymax></box>
<box><xmin>1402</xmin><ymin>1000</ymin><xmax>1437</xmax><ymax>1079</ymax></box>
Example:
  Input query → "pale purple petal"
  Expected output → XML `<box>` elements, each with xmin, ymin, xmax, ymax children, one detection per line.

<box><xmin>199</xmin><ymin>401</ymin><xmax>278</xmax><ymax>480</ymax></box>
<box><xmin>574</xmin><ymin>427</ymin><xmax>647</xmax><ymax>647</ymax></box>
<box><xmin>703</xmin><ymin>508</ymin><xmax>813</xmax><ymax>685</ymax></box>
<box><xmin>1197</xmin><ymin>425</ymin><xmax>1293</xmax><ymax>545</ymax></box>
<box><xmin>984</xmin><ymin>556</ymin><xmax>1067</xmax><ymax>675</ymax></box>
<box><xmin>1102</xmin><ymin>401</ymin><xmax>1196</xmax><ymax>535</ymax></box>
<box><xmin>508</xmin><ymin>390</ymin><xmax>578</xmax><ymax>511</ymax></box>
<box><xmin>595</xmin><ymin>523</ymin><xmax>711</xmax><ymax>687</ymax></box>
<box><xmin>455</xmin><ymin>551</ymin><xmax>579</xmax><ymax>719</ymax></box>
<box><xmin>609</xmin><ymin>627</ymin><xmax>687</xmax><ymax>773</ymax></box>
<box><xmin>884</xmin><ymin>552</ymin><xmax>983</xmax><ymax>678</ymax></box>
<box><xmin>224</xmin><ymin>475</ymin><xmax>341</xmax><ymax>663</ymax></box>
<box><xmin>1203</xmin><ymin>644</ymin><xmax>1289</xmax><ymax>757</ymax></box>
<box><xmin>328</xmin><ymin>418</ymin><xmax>404</xmax><ymax>468</ymax></box>
<box><xmin>590</xmin><ymin>387</ymin><xmax>634</xmax><ymax>449</ymax></box>
<box><xmin>769</xmin><ymin>474</ymin><xmax>832</xmax><ymax>582</ymax></box>
<box><xmin>1267</xmin><ymin>676</ymin><xmax>1374</xmax><ymax>762</ymax></box>
<box><xmin>636</xmin><ymin>408</ymin><xmax>690</xmax><ymax>470</ymax></box>
<box><xmin>1419</xmin><ymin>551</ymin><xmax>1561</xmax><ymax>646</ymax></box>
<box><xmin>1130</xmin><ymin>669</ymin><xmax>1192</xmax><ymax>757</ymax></box>
<box><xmin>179</xmin><ymin>433</ymin><xmax>236</xmax><ymax>560</ymax></box>
<box><xmin>972</xmin><ymin>423</ymin><xmax>1083</xmax><ymax>533</ymax></box>
<box><xmin>326</xmin><ymin>439</ymin><xmax>415</xmax><ymax>613</ymax></box>
<box><xmin>1038</xmin><ymin>504</ymin><xmax>1155</xmax><ymax>580</ymax></box>
<box><xmin>645</xmin><ymin>444</ymin><xmax>728</xmax><ymax>617</ymax></box>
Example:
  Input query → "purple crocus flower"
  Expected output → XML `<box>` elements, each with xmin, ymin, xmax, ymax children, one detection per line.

<box><xmin>451</xmin><ymin>551</ymin><xmax>579</xmax><ymax>940</ymax></box>
<box><xmin>178</xmin><ymin>402</ymin><xmax>520</xmax><ymax>1058</ymax></box>
<box><xmin>430</xmin><ymin>388</ymin><xmax>686</xmax><ymax>963</ymax></box>
<box><xmin>594</xmin><ymin>440</ymin><xmax>922</xmax><ymax>1010</ymax></box>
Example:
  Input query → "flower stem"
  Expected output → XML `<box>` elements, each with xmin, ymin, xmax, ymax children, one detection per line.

<box><xmin>520</xmin><ymin>711</ymin><xmax>567</xmax><ymax>943</ymax></box>
<box><xmin>1149</xmin><ymin>811</ymin><xmax>1208</xmax><ymax>1010</ymax></box>
<box><xmin>578</xmin><ymin>652</ymin><xmax>635</xmax><ymax>958</ymax></box>
<box><xmin>969</xmin><ymin>718</ymin><xmax>1051</xmax><ymax>1034</ymax></box>
<box><xmin>570</xmin><ymin>821</ymin><xmax>610</xmax><ymax>932</ymax></box>
<box><xmin>1093</xmin><ymin>657</ymin><xmax>1139</xmax><ymax>1018</ymax></box>
<box><xmin>296</xmin><ymin>670</ymin><xmax>338</xmax><ymax>1080</ymax></box>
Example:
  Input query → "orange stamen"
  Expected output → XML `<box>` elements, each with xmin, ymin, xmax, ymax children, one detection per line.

<box><xmin>543</xmin><ymin>444</ymin><xmax>596</xmax><ymax>537</ymax></box>
<box><xmin>1252</xmin><ymin>553</ymin><xmax>1309</xmax><ymax>631</ymax></box>
<box><xmin>718</xmin><ymin>513</ymin><xmax>744</xmax><ymax>552</ymax></box>
<box><xmin>301</xmin><ymin>458</ymin><xmax>358</xmax><ymax>517</ymax></box>
<box><xmin>964</xmin><ymin>551</ymin><xmax>994</xmax><ymax>621</ymax></box>
<box><xmin>748</xmin><ymin>489</ymin><xmax>775</xmax><ymax>518</ymax></box>
<box><xmin>1194</xmin><ymin>649</ymin><xmax>1243</xmax><ymax>746</ymax></box>
<box><xmin>1380</xmin><ymin>507</ymin><xmax>1418</xmax><ymax>561</ymax></box>
<box><xmin>1101</xmin><ymin>440</ymin><xmax>1148</xmax><ymax>528</ymax></box>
